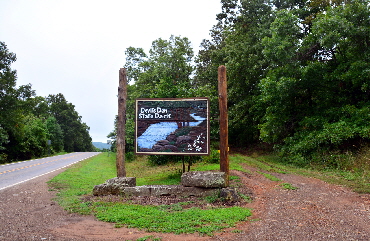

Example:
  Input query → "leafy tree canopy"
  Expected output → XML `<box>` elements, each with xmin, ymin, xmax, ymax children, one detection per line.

<box><xmin>0</xmin><ymin>42</ymin><xmax>94</xmax><ymax>163</ymax></box>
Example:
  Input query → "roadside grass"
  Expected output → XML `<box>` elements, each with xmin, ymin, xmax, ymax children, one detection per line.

<box><xmin>235</xmin><ymin>153</ymin><xmax>370</xmax><ymax>193</ymax></box>
<box><xmin>48</xmin><ymin>153</ymin><xmax>252</xmax><ymax>235</ymax></box>
<box><xmin>48</xmin><ymin>150</ymin><xmax>370</xmax><ymax>236</ymax></box>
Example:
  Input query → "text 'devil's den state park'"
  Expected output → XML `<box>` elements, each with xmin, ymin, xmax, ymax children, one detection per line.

<box><xmin>138</xmin><ymin>107</ymin><xmax>172</xmax><ymax>119</ymax></box>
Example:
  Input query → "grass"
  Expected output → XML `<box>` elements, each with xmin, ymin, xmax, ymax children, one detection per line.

<box><xmin>136</xmin><ymin>236</ymin><xmax>162</xmax><ymax>241</ymax></box>
<box><xmin>48</xmin><ymin>153</ymin><xmax>252</xmax><ymax>236</ymax></box>
<box><xmin>280</xmin><ymin>183</ymin><xmax>299</xmax><ymax>190</ymax></box>
<box><xmin>257</xmin><ymin>171</ymin><xmax>281</xmax><ymax>182</ymax></box>
<box><xmin>94</xmin><ymin>202</ymin><xmax>251</xmax><ymax>235</ymax></box>
<box><xmin>234</xmin><ymin>153</ymin><xmax>370</xmax><ymax>193</ymax></box>
<box><xmin>48</xmin><ymin>150</ymin><xmax>370</xmax><ymax>236</ymax></box>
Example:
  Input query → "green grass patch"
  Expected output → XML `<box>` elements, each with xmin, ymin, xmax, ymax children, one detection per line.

<box><xmin>232</xmin><ymin>154</ymin><xmax>287</xmax><ymax>173</ymax></box>
<box><xmin>257</xmin><ymin>171</ymin><xmax>281</xmax><ymax>182</ymax></box>
<box><xmin>94</xmin><ymin>202</ymin><xmax>251</xmax><ymax>235</ymax></box>
<box><xmin>280</xmin><ymin>183</ymin><xmax>299</xmax><ymax>190</ymax></box>
<box><xmin>193</xmin><ymin>156</ymin><xmax>251</xmax><ymax>173</ymax></box>
<box><xmin>136</xmin><ymin>235</ymin><xmax>162</xmax><ymax>241</ymax></box>
<box><xmin>49</xmin><ymin>153</ymin><xmax>252</xmax><ymax>236</ymax></box>
<box><xmin>251</xmin><ymin>154</ymin><xmax>370</xmax><ymax>193</ymax></box>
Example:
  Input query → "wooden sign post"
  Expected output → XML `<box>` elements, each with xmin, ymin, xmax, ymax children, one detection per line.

<box><xmin>117</xmin><ymin>68</ymin><xmax>127</xmax><ymax>177</ymax></box>
<box><xmin>218</xmin><ymin>65</ymin><xmax>229</xmax><ymax>186</ymax></box>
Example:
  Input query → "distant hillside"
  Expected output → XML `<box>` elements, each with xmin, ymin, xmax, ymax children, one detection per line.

<box><xmin>92</xmin><ymin>142</ymin><xmax>112</xmax><ymax>150</ymax></box>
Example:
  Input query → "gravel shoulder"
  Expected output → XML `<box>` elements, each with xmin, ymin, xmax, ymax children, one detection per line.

<box><xmin>0</xmin><ymin>165</ymin><xmax>369</xmax><ymax>241</ymax></box>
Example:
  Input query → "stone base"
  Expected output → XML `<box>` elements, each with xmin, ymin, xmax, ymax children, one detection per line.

<box><xmin>106</xmin><ymin>177</ymin><xmax>136</xmax><ymax>186</ymax></box>
<box><xmin>93</xmin><ymin>184</ymin><xmax>220</xmax><ymax>197</ymax></box>
<box><xmin>181</xmin><ymin>171</ymin><xmax>226</xmax><ymax>188</ymax></box>
<box><xmin>119</xmin><ymin>185</ymin><xmax>219</xmax><ymax>197</ymax></box>
<box><xmin>93</xmin><ymin>177</ymin><xmax>136</xmax><ymax>196</ymax></box>
<box><xmin>92</xmin><ymin>174</ymin><xmax>246</xmax><ymax>201</ymax></box>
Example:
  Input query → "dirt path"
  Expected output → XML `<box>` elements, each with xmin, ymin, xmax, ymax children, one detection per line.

<box><xmin>0</xmin><ymin>166</ymin><xmax>369</xmax><ymax>241</ymax></box>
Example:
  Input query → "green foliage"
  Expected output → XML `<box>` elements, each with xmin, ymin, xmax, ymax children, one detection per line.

<box><xmin>201</xmin><ymin>149</ymin><xmax>220</xmax><ymax>163</ymax></box>
<box><xmin>255</xmin><ymin>0</ymin><xmax>370</xmax><ymax>165</ymax></box>
<box><xmin>148</xmin><ymin>155</ymin><xmax>201</xmax><ymax>173</ymax></box>
<box><xmin>0</xmin><ymin>42</ymin><xmax>94</xmax><ymax>162</ymax></box>
<box><xmin>47</xmin><ymin>93</ymin><xmax>94</xmax><ymax>152</ymax></box>
<box><xmin>125</xmin><ymin>35</ymin><xmax>194</xmax><ymax>99</ymax></box>
<box><xmin>45</xmin><ymin>116</ymin><xmax>64</xmax><ymax>153</ymax></box>
<box><xmin>19</xmin><ymin>114</ymin><xmax>49</xmax><ymax>159</ymax></box>
<box><xmin>111</xmin><ymin>0</ymin><xmax>370</xmax><ymax>171</ymax></box>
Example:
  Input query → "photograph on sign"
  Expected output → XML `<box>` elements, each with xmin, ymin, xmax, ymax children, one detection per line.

<box><xmin>135</xmin><ymin>98</ymin><xmax>209</xmax><ymax>155</ymax></box>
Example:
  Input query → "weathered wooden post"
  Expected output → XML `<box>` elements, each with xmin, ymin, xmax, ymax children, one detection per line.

<box><xmin>117</xmin><ymin>68</ymin><xmax>127</xmax><ymax>177</ymax></box>
<box><xmin>218</xmin><ymin>65</ymin><xmax>229</xmax><ymax>186</ymax></box>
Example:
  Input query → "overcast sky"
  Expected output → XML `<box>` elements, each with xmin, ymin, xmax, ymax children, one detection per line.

<box><xmin>0</xmin><ymin>0</ymin><xmax>221</xmax><ymax>143</ymax></box>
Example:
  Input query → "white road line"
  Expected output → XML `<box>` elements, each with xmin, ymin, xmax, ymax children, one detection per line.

<box><xmin>0</xmin><ymin>154</ymin><xmax>99</xmax><ymax>191</ymax></box>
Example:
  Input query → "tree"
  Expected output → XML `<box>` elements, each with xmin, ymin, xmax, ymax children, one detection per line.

<box><xmin>258</xmin><ymin>0</ymin><xmax>370</xmax><ymax>163</ymax></box>
<box><xmin>120</xmin><ymin>36</ymin><xmax>204</xmax><ymax>167</ymax></box>
<box><xmin>47</xmin><ymin>93</ymin><xmax>93</xmax><ymax>152</ymax></box>
<box><xmin>0</xmin><ymin>125</ymin><xmax>9</xmax><ymax>163</ymax></box>
<box><xmin>125</xmin><ymin>35</ymin><xmax>194</xmax><ymax>99</ymax></box>
<box><xmin>19</xmin><ymin>114</ymin><xmax>49</xmax><ymax>159</ymax></box>
<box><xmin>195</xmin><ymin>0</ymin><xmax>274</xmax><ymax>145</ymax></box>
<box><xmin>45</xmin><ymin>117</ymin><xmax>64</xmax><ymax>153</ymax></box>
<box><xmin>0</xmin><ymin>41</ymin><xmax>94</xmax><ymax>162</ymax></box>
<box><xmin>0</xmin><ymin>42</ymin><xmax>39</xmax><ymax>161</ymax></box>
<box><xmin>123</xmin><ymin>36</ymin><xmax>197</xmax><ymax>142</ymax></box>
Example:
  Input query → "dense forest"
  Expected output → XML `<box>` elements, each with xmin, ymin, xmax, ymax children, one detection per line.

<box><xmin>115</xmin><ymin>0</ymin><xmax>370</xmax><ymax>167</ymax></box>
<box><xmin>0</xmin><ymin>42</ymin><xmax>94</xmax><ymax>163</ymax></box>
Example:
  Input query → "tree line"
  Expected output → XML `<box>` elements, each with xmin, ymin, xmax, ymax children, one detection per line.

<box><xmin>0</xmin><ymin>42</ymin><xmax>94</xmax><ymax>163</ymax></box>
<box><xmin>118</xmin><ymin>0</ymin><xmax>369</xmax><ymax>167</ymax></box>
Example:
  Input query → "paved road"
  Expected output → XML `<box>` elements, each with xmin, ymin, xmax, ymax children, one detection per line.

<box><xmin>0</xmin><ymin>152</ymin><xmax>100</xmax><ymax>190</ymax></box>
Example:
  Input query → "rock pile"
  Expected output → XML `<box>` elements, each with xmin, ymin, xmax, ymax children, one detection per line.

<box><xmin>93</xmin><ymin>171</ymin><xmax>241</xmax><ymax>201</ymax></box>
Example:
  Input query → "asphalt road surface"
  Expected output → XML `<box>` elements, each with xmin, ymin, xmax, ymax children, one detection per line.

<box><xmin>0</xmin><ymin>152</ymin><xmax>100</xmax><ymax>190</ymax></box>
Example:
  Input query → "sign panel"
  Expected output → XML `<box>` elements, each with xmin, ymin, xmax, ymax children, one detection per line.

<box><xmin>135</xmin><ymin>98</ymin><xmax>209</xmax><ymax>155</ymax></box>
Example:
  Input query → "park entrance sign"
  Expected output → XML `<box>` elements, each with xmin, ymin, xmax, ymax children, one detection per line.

<box><xmin>135</xmin><ymin>98</ymin><xmax>209</xmax><ymax>155</ymax></box>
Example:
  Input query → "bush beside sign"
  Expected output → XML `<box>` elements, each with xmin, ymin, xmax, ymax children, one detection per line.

<box><xmin>135</xmin><ymin>98</ymin><xmax>209</xmax><ymax>155</ymax></box>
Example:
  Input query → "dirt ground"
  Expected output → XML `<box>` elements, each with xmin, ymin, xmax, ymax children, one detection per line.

<box><xmin>0</xmin><ymin>165</ymin><xmax>369</xmax><ymax>241</ymax></box>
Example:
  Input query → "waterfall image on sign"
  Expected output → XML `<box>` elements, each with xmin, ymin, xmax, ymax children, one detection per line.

<box><xmin>137</xmin><ymin>114</ymin><xmax>206</xmax><ymax>151</ymax></box>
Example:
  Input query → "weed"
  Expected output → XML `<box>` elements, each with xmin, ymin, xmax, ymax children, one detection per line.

<box><xmin>257</xmin><ymin>171</ymin><xmax>281</xmax><ymax>182</ymax></box>
<box><xmin>157</xmin><ymin>203</ymin><xmax>184</xmax><ymax>212</ymax></box>
<box><xmin>202</xmin><ymin>149</ymin><xmax>220</xmax><ymax>163</ymax></box>
<box><xmin>280</xmin><ymin>183</ymin><xmax>299</xmax><ymax>190</ymax></box>
<box><xmin>204</xmin><ymin>193</ymin><xmax>220</xmax><ymax>203</ymax></box>
<box><xmin>230</xmin><ymin>175</ymin><xmax>240</xmax><ymax>181</ymax></box>
<box><xmin>136</xmin><ymin>235</ymin><xmax>162</xmax><ymax>241</ymax></box>
<box><xmin>239</xmin><ymin>193</ymin><xmax>253</xmax><ymax>203</ymax></box>
<box><xmin>232</xmin><ymin>154</ymin><xmax>287</xmax><ymax>173</ymax></box>
<box><xmin>231</xmin><ymin>229</ymin><xmax>243</xmax><ymax>233</ymax></box>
